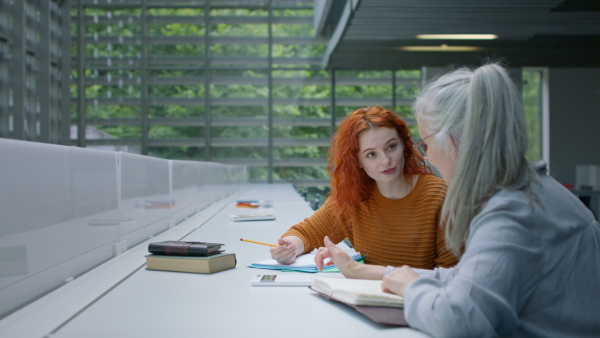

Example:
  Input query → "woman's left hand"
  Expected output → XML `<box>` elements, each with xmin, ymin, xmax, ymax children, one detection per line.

<box><xmin>381</xmin><ymin>265</ymin><xmax>419</xmax><ymax>297</ymax></box>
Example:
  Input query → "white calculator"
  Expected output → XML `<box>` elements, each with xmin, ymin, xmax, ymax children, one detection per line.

<box><xmin>250</xmin><ymin>274</ymin><xmax>314</xmax><ymax>287</ymax></box>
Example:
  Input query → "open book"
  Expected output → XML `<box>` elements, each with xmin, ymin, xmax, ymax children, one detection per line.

<box><xmin>311</xmin><ymin>277</ymin><xmax>404</xmax><ymax>307</ymax></box>
<box><xmin>310</xmin><ymin>277</ymin><xmax>407</xmax><ymax>326</ymax></box>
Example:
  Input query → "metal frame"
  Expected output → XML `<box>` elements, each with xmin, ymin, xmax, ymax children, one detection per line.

<box><xmin>140</xmin><ymin>0</ymin><xmax>148</xmax><ymax>155</ymax></box>
<box><xmin>0</xmin><ymin>0</ymin><xmax>9</xmax><ymax>138</ymax></box>
<box><xmin>203</xmin><ymin>0</ymin><xmax>211</xmax><ymax>161</ymax></box>
<box><xmin>0</xmin><ymin>0</ymin><xmax>72</xmax><ymax>144</ymax></box>
<box><xmin>12</xmin><ymin>0</ymin><xmax>25</xmax><ymax>140</ymax></box>
<box><xmin>76</xmin><ymin>0</ymin><xmax>86</xmax><ymax>147</ymax></box>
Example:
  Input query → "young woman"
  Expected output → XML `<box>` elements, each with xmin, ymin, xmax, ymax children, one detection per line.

<box><xmin>325</xmin><ymin>64</ymin><xmax>600</xmax><ymax>336</ymax></box>
<box><xmin>270</xmin><ymin>106</ymin><xmax>458</xmax><ymax>279</ymax></box>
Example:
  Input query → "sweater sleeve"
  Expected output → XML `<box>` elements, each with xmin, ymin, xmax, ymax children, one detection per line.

<box><xmin>280</xmin><ymin>198</ymin><xmax>348</xmax><ymax>254</ymax></box>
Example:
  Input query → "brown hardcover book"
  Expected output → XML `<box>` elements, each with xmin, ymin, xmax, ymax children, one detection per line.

<box><xmin>145</xmin><ymin>252</ymin><xmax>236</xmax><ymax>274</ymax></box>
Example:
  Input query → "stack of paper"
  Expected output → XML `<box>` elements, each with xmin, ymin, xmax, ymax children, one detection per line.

<box><xmin>236</xmin><ymin>200</ymin><xmax>273</xmax><ymax>208</ymax></box>
<box><xmin>248</xmin><ymin>251</ymin><xmax>362</xmax><ymax>273</ymax></box>
<box><xmin>229</xmin><ymin>214</ymin><xmax>275</xmax><ymax>222</ymax></box>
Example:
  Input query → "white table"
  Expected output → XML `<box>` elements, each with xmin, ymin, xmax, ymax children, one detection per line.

<box><xmin>0</xmin><ymin>184</ymin><xmax>428</xmax><ymax>338</ymax></box>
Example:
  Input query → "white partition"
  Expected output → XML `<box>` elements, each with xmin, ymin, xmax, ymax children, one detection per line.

<box><xmin>170</xmin><ymin>160</ymin><xmax>203</xmax><ymax>225</ymax></box>
<box><xmin>0</xmin><ymin>139</ymin><xmax>246</xmax><ymax>318</ymax></box>
<box><xmin>198</xmin><ymin>162</ymin><xmax>230</xmax><ymax>203</ymax></box>
<box><xmin>0</xmin><ymin>139</ymin><xmax>120</xmax><ymax>318</ymax></box>
<box><xmin>118</xmin><ymin>152</ymin><xmax>172</xmax><ymax>248</ymax></box>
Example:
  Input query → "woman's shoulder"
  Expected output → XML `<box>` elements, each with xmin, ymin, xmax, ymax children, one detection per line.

<box><xmin>417</xmin><ymin>174</ymin><xmax>448</xmax><ymax>194</ymax></box>
<box><xmin>421</xmin><ymin>173</ymin><xmax>445</xmax><ymax>185</ymax></box>
<box><xmin>477</xmin><ymin>178</ymin><xmax>596</xmax><ymax>242</ymax></box>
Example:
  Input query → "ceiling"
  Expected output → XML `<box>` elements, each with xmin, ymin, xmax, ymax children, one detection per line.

<box><xmin>318</xmin><ymin>0</ymin><xmax>600</xmax><ymax>69</ymax></box>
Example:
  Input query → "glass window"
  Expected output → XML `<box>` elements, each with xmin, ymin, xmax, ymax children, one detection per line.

<box><xmin>69</xmin><ymin>1</ymin><xmax>424</xmax><ymax>191</ymax></box>
<box><xmin>522</xmin><ymin>68</ymin><xmax>548</xmax><ymax>164</ymax></box>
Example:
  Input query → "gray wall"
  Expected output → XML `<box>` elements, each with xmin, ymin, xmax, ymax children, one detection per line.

<box><xmin>549</xmin><ymin>68</ymin><xmax>600</xmax><ymax>186</ymax></box>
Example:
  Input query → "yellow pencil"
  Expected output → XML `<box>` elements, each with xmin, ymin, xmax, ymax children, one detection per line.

<box><xmin>240</xmin><ymin>238</ymin><xmax>277</xmax><ymax>247</ymax></box>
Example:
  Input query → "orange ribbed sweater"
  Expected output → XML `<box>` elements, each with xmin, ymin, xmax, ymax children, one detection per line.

<box><xmin>282</xmin><ymin>174</ymin><xmax>458</xmax><ymax>269</ymax></box>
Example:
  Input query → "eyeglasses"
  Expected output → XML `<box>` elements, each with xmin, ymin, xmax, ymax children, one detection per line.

<box><xmin>413</xmin><ymin>132</ymin><xmax>437</xmax><ymax>157</ymax></box>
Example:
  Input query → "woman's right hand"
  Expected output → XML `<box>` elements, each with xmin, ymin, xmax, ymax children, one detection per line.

<box><xmin>269</xmin><ymin>238</ymin><xmax>298</xmax><ymax>264</ymax></box>
<box><xmin>381</xmin><ymin>265</ymin><xmax>419</xmax><ymax>297</ymax></box>
<box><xmin>316</xmin><ymin>236</ymin><xmax>362</xmax><ymax>278</ymax></box>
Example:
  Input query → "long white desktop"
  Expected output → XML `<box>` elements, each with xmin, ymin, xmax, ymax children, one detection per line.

<box><xmin>0</xmin><ymin>184</ymin><xmax>428</xmax><ymax>338</ymax></box>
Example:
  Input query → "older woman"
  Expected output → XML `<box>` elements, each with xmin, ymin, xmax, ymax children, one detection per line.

<box><xmin>325</xmin><ymin>63</ymin><xmax>600</xmax><ymax>336</ymax></box>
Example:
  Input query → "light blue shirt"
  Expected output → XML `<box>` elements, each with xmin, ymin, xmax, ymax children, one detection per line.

<box><xmin>403</xmin><ymin>163</ymin><xmax>600</xmax><ymax>337</ymax></box>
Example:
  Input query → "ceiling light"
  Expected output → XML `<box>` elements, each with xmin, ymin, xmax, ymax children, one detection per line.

<box><xmin>397</xmin><ymin>45</ymin><xmax>485</xmax><ymax>52</ymax></box>
<box><xmin>416</xmin><ymin>34</ymin><xmax>498</xmax><ymax>40</ymax></box>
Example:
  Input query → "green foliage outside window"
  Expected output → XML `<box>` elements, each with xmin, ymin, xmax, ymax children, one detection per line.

<box><xmin>74</xmin><ymin>4</ymin><xmax>421</xmax><ymax>196</ymax></box>
<box><xmin>522</xmin><ymin>70</ymin><xmax>543</xmax><ymax>163</ymax></box>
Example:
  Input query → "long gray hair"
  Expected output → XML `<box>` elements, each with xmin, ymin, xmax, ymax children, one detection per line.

<box><xmin>414</xmin><ymin>63</ymin><xmax>540</xmax><ymax>255</ymax></box>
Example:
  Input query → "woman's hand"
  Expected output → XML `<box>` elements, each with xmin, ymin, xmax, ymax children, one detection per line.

<box><xmin>269</xmin><ymin>237</ymin><xmax>298</xmax><ymax>264</ymax></box>
<box><xmin>315</xmin><ymin>236</ymin><xmax>364</xmax><ymax>278</ymax></box>
<box><xmin>381</xmin><ymin>265</ymin><xmax>419</xmax><ymax>297</ymax></box>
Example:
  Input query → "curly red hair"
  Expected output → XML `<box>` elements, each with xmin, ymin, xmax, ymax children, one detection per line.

<box><xmin>327</xmin><ymin>106</ymin><xmax>430</xmax><ymax>223</ymax></box>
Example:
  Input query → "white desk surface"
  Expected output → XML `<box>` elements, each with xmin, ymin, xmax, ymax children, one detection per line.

<box><xmin>0</xmin><ymin>184</ymin><xmax>428</xmax><ymax>338</ymax></box>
